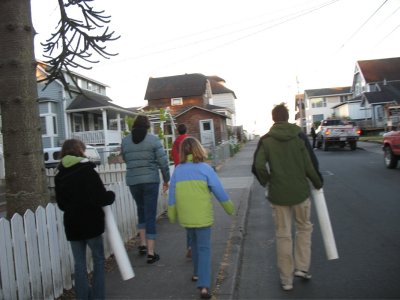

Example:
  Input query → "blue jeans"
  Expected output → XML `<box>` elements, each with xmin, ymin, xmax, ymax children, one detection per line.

<box><xmin>129</xmin><ymin>183</ymin><xmax>160</xmax><ymax>240</ymax></box>
<box><xmin>187</xmin><ymin>227</ymin><xmax>211</xmax><ymax>289</ymax></box>
<box><xmin>70</xmin><ymin>235</ymin><xmax>105</xmax><ymax>300</ymax></box>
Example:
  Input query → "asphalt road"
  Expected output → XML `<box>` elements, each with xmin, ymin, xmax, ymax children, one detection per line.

<box><xmin>234</xmin><ymin>141</ymin><xmax>400</xmax><ymax>299</ymax></box>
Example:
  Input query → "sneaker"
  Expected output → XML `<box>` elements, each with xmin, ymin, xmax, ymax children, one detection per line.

<box><xmin>281</xmin><ymin>284</ymin><xmax>293</xmax><ymax>291</ymax></box>
<box><xmin>138</xmin><ymin>245</ymin><xmax>147</xmax><ymax>255</ymax></box>
<box><xmin>147</xmin><ymin>253</ymin><xmax>160</xmax><ymax>264</ymax></box>
<box><xmin>294</xmin><ymin>270</ymin><xmax>312</xmax><ymax>279</ymax></box>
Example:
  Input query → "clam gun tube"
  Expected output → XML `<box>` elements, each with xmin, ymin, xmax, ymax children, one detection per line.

<box><xmin>103</xmin><ymin>205</ymin><xmax>135</xmax><ymax>280</ymax></box>
<box><xmin>310</xmin><ymin>187</ymin><xmax>339</xmax><ymax>260</ymax></box>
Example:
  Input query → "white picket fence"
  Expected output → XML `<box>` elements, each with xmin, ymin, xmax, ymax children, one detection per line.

<box><xmin>0</xmin><ymin>164</ymin><xmax>173</xmax><ymax>300</ymax></box>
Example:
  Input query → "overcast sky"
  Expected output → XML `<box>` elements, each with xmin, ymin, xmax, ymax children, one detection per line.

<box><xmin>31</xmin><ymin>0</ymin><xmax>400</xmax><ymax>134</ymax></box>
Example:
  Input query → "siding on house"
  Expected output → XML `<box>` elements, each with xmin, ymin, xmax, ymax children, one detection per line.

<box><xmin>147</xmin><ymin>95</ymin><xmax>205</xmax><ymax>116</ymax></box>
<box><xmin>176</xmin><ymin>107</ymin><xmax>228</xmax><ymax>145</ymax></box>
<box><xmin>334</xmin><ymin>101</ymin><xmax>371</xmax><ymax>120</ymax></box>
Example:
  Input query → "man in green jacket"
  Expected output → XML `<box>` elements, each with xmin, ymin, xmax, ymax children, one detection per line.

<box><xmin>252</xmin><ymin>103</ymin><xmax>323</xmax><ymax>291</ymax></box>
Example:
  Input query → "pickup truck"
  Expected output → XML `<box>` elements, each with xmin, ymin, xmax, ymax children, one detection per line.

<box><xmin>316</xmin><ymin>119</ymin><xmax>359</xmax><ymax>151</ymax></box>
<box><xmin>382</xmin><ymin>129</ymin><xmax>400</xmax><ymax>169</ymax></box>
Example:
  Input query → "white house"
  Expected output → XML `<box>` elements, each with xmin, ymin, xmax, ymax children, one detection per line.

<box><xmin>302</xmin><ymin>87</ymin><xmax>352</xmax><ymax>133</ymax></box>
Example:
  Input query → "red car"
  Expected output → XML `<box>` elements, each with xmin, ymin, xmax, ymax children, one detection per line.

<box><xmin>383</xmin><ymin>129</ymin><xmax>400</xmax><ymax>169</ymax></box>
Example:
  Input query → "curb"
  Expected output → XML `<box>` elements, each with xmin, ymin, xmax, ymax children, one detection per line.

<box><xmin>214</xmin><ymin>179</ymin><xmax>254</xmax><ymax>299</ymax></box>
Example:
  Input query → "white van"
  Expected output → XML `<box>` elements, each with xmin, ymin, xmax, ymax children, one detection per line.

<box><xmin>44</xmin><ymin>145</ymin><xmax>101</xmax><ymax>168</ymax></box>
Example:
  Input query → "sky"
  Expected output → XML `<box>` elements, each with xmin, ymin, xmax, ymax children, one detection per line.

<box><xmin>30</xmin><ymin>0</ymin><xmax>400</xmax><ymax>135</ymax></box>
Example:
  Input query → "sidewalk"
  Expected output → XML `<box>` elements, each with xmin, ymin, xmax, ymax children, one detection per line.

<box><xmin>104</xmin><ymin>139</ymin><xmax>258</xmax><ymax>299</ymax></box>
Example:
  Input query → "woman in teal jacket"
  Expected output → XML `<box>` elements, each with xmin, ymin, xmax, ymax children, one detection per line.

<box><xmin>168</xmin><ymin>137</ymin><xmax>234</xmax><ymax>299</ymax></box>
<box><xmin>121</xmin><ymin>115</ymin><xmax>170</xmax><ymax>264</ymax></box>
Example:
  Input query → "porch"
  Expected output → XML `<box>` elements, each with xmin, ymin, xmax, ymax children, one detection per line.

<box><xmin>71</xmin><ymin>129</ymin><xmax>123</xmax><ymax>145</ymax></box>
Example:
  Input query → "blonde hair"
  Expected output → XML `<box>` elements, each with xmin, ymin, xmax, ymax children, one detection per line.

<box><xmin>179</xmin><ymin>137</ymin><xmax>207</xmax><ymax>163</ymax></box>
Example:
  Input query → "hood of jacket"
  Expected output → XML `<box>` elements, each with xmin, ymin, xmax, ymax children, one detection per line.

<box><xmin>132</xmin><ymin>128</ymin><xmax>148</xmax><ymax>144</ymax></box>
<box><xmin>268</xmin><ymin>122</ymin><xmax>301</xmax><ymax>142</ymax></box>
<box><xmin>61</xmin><ymin>155</ymin><xmax>88</xmax><ymax>168</ymax></box>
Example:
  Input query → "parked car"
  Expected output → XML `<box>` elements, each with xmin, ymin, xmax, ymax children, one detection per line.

<box><xmin>382</xmin><ymin>129</ymin><xmax>400</xmax><ymax>169</ymax></box>
<box><xmin>316</xmin><ymin>119</ymin><xmax>359</xmax><ymax>151</ymax></box>
<box><xmin>44</xmin><ymin>145</ymin><xmax>101</xmax><ymax>168</ymax></box>
<box><xmin>345</xmin><ymin>120</ymin><xmax>362</xmax><ymax>135</ymax></box>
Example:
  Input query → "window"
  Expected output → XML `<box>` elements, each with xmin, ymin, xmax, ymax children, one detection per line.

<box><xmin>311</xmin><ymin>97</ymin><xmax>327</xmax><ymax>108</ymax></box>
<box><xmin>312</xmin><ymin>114</ymin><xmax>324</xmax><ymax>123</ymax></box>
<box><xmin>73</xmin><ymin>114</ymin><xmax>84</xmax><ymax>132</ymax></box>
<box><xmin>40</xmin><ymin>117</ymin><xmax>47</xmax><ymax>135</ymax></box>
<box><xmin>94</xmin><ymin>116</ymin><xmax>103</xmax><ymax>130</ymax></box>
<box><xmin>41</xmin><ymin>114</ymin><xmax>58</xmax><ymax>136</ymax></box>
<box><xmin>52</xmin><ymin>116</ymin><xmax>57</xmax><ymax>134</ymax></box>
<box><xmin>171</xmin><ymin>98</ymin><xmax>183</xmax><ymax>106</ymax></box>
<box><xmin>340</xmin><ymin>95</ymin><xmax>348</xmax><ymax>103</ymax></box>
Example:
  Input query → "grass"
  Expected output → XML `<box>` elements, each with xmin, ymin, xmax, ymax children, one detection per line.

<box><xmin>359</xmin><ymin>135</ymin><xmax>383</xmax><ymax>143</ymax></box>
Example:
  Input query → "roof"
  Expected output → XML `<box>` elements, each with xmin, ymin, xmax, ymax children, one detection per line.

<box><xmin>174</xmin><ymin>105</ymin><xmax>229</xmax><ymax>118</ymax></box>
<box><xmin>304</xmin><ymin>86</ymin><xmax>352</xmax><ymax>98</ymax></box>
<box><xmin>207</xmin><ymin>76</ymin><xmax>237</xmax><ymax>98</ymax></box>
<box><xmin>361</xmin><ymin>82</ymin><xmax>400</xmax><ymax>106</ymax></box>
<box><xmin>331</xmin><ymin>99</ymin><xmax>361</xmax><ymax>109</ymax></box>
<box><xmin>144</xmin><ymin>74</ymin><xmax>208</xmax><ymax>100</ymax></box>
<box><xmin>67</xmin><ymin>90</ymin><xmax>134</xmax><ymax>114</ymax></box>
<box><xmin>357</xmin><ymin>57</ymin><xmax>400</xmax><ymax>83</ymax></box>
<box><xmin>36</xmin><ymin>60</ymin><xmax>109</xmax><ymax>88</ymax></box>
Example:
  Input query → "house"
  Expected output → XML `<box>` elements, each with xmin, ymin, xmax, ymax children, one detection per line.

<box><xmin>353</xmin><ymin>57</ymin><xmax>400</xmax><ymax>131</ymax></box>
<box><xmin>296</xmin><ymin>57</ymin><xmax>400</xmax><ymax>134</ymax></box>
<box><xmin>36</xmin><ymin>61</ymin><xmax>137</xmax><ymax>162</ymax></box>
<box><xmin>143</xmin><ymin>73</ymin><xmax>234</xmax><ymax>149</ymax></box>
<box><xmin>207</xmin><ymin>76</ymin><xmax>237</xmax><ymax>126</ymax></box>
<box><xmin>300</xmin><ymin>86</ymin><xmax>352</xmax><ymax>133</ymax></box>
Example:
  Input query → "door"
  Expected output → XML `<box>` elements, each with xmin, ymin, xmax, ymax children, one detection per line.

<box><xmin>200</xmin><ymin>119</ymin><xmax>215</xmax><ymax>147</ymax></box>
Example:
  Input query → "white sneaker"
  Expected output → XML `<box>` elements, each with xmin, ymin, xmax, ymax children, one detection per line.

<box><xmin>294</xmin><ymin>270</ymin><xmax>312</xmax><ymax>279</ymax></box>
<box><xmin>281</xmin><ymin>284</ymin><xmax>293</xmax><ymax>291</ymax></box>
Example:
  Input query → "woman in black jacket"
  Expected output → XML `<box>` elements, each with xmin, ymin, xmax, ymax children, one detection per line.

<box><xmin>55</xmin><ymin>139</ymin><xmax>115</xmax><ymax>300</ymax></box>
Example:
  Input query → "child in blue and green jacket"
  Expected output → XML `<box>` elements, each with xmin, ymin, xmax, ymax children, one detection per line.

<box><xmin>168</xmin><ymin>137</ymin><xmax>234</xmax><ymax>299</ymax></box>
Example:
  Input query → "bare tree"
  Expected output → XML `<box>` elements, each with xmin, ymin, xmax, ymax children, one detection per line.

<box><xmin>40</xmin><ymin>0</ymin><xmax>119</xmax><ymax>93</ymax></box>
<box><xmin>0</xmin><ymin>0</ymin><xmax>118</xmax><ymax>218</ymax></box>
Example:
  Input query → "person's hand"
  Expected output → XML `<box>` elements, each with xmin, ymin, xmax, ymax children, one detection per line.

<box><xmin>162</xmin><ymin>182</ymin><xmax>169</xmax><ymax>193</ymax></box>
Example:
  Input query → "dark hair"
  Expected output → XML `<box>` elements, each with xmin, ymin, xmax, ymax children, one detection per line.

<box><xmin>177</xmin><ymin>124</ymin><xmax>187</xmax><ymax>135</ymax></box>
<box><xmin>272</xmin><ymin>103</ymin><xmax>289</xmax><ymax>122</ymax></box>
<box><xmin>133</xmin><ymin>115</ymin><xmax>150</xmax><ymax>130</ymax></box>
<box><xmin>60</xmin><ymin>139</ymin><xmax>86</xmax><ymax>158</ymax></box>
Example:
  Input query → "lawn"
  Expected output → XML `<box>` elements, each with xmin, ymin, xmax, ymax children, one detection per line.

<box><xmin>359</xmin><ymin>135</ymin><xmax>384</xmax><ymax>143</ymax></box>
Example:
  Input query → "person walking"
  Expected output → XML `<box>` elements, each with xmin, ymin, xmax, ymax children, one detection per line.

<box><xmin>310</xmin><ymin>123</ymin><xmax>317</xmax><ymax>148</ymax></box>
<box><xmin>172</xmin><ymin>123</ymin><xmax>189</xmax><ymax>166</ymax></box>
<box><xmin>171</xmin><ymin>123</ymin><xmax>192</xmax><ymax>258</ymax></box>
<box><xmin>121</xmin><ymin>114</ymin><xmax>170</xmax><ymax>264</ymax></box>
<box><xmin>251</xmin><ymin>103</ymin><xmax>323</xmax><ymax>292</ymax></box>
<box><xmin>167</xmin><ymin>137</ymin><xmax>235</xmax><ymax>299</ymax></box>
<box><xmin>55</xmin><ymin>139</ymin><xmax>115</xmax><ymax>300</ymax></box>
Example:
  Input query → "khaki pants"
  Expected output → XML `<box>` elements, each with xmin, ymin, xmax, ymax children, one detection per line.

<box><xmin>271</xmin><ymin>198</ymin><xmax>313</xmax><ymax>285</ymax></box>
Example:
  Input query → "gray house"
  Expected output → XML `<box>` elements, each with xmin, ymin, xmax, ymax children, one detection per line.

<box><xmin>37</xmin><ymin>62</ymin><xmax>137</xmax><ymax>162</ymax></box>
<box><xmin>354</xmin><ymin>57</ymin><xmax>400</xmax><ymax>131</ymax></box>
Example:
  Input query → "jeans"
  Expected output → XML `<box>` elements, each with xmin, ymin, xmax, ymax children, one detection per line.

<box><xmin>187</xmin><ymin>232</ymin><xmax>192</xmax><ymax>249</ymax></box>
<box><xmin>129</xmin><ymin>183</ymin><xmax>160</xmax><ymax>240</ymax></box>
<box><xmin>187</xmin><ymin>227</ymin><xmax>211</xmax><ymax>289</ymax></box>
<box><xmin>70</xmin><ymin>235</ymin><xmax>105</xmax><ymax>300</ymax></box>
<box><xmin>271</xmin><ymin>198</ymin><xmax>313</xmax><ymax>285</ymax></box>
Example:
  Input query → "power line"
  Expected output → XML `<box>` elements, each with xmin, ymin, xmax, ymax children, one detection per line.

<box><xmin>339</xmin><ymin>0</ymin><xmax>388</xmax><ymax>50</ymax></box>
<box><xmin>374</xmin><ymin>22</ymin><xmax>400</xmax><ymax>48</ymax></box>
<box><xmin>151</xmin><ymin>0</ymin><xmax>340</xmax><ymax>72</ymax></box>
<box><xmin>96</xmin><ymin>0</ymin><xmax>340</xmax><ymax>67</ymax></box>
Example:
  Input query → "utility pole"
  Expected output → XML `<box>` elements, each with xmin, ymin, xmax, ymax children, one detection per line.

<box><xmin>296</xmin><ymin>76</ymin><xmax>304</xmax><ymax>133</ymax></box>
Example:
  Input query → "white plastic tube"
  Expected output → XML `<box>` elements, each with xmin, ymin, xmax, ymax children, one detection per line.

<box><xmin>310</xmin><ymin>187</ymin><xmax>339</xmax><ymax>260</ymax></box>
<box><xmin>103</xmin><ymin>205</ymin><xmax>135</xmax><ymax>280</ymax></box>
